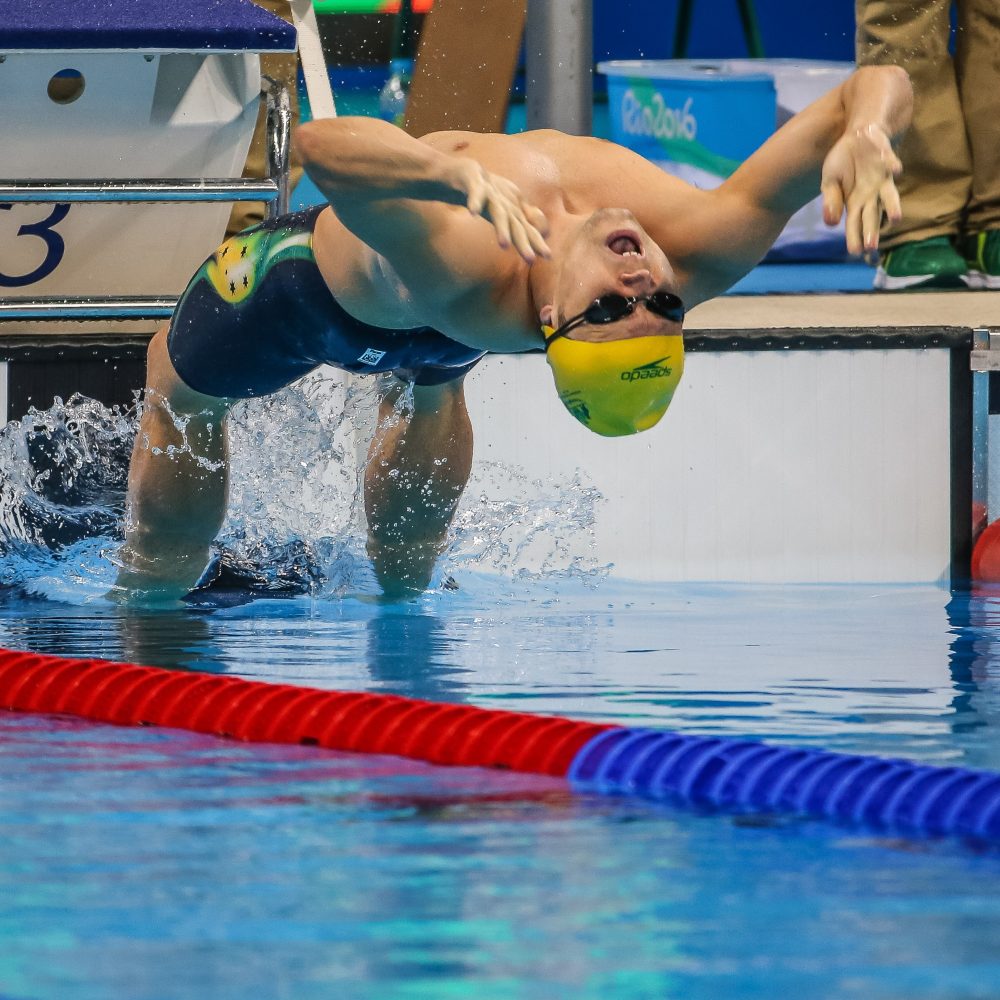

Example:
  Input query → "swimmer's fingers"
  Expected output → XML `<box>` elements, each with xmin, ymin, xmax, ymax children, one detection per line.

<box><xmin>468</xmin><ymin>182</ymin><xmax>517</xmax><ymax>254</ymax></box>
<box><xmin>861</xmin><ymin>198</ymin><xmax>882</xmax><ymax>252</ymax></box>
<box><xmin>880</xmin><ymin>176</ymin><xmax>903</xmax><ymax>225</ymax></box>
<box><xmin>820</xmin><ymin>137</ymin><xmax>853</xmax><ymax>228</ymax></box>
<box><xmin>849</xmin><ymin>174</ymin><xmax>900</xmax><ymax>255</ymax></box>
<box><xmin>507</xmin><ymin>216</ymin><xmax>534</xmax><ymax>262</ymax></box>
<box><xmin>492</xmin><ymin>201</ymin><xmax>543</xmax><ymax>264</ymax></box>
<box><xmin>464</xmin><ymin>168</ymin><xmax>489</xmax><ymax>217</ymax></box>
<box><xmin>859</xmin><ymin>178</ymin><xmax>901</xmax><ymax>253</ymax></box>
<box><xmin>821</xmin><ymin>123</ymin><xmax>902</xmax><ymax>253</ymax></box>
<box><xmin>503</xmin><ymin>208</ymin><xmax>551</xmax><ymax>263</ymax></box>
<box><xmin>518</xmin><ymin>204</ymin><xmax>552</xmax><ymax>259</ymax></box>
<box><xmin>494</xmin><ymin>176</ymin><xmax>550</xmax><ymax>237</ymax></box>
<box><xmin>821</xmin><ymin>179</ymin><xmax>845</xmax><ymax>228</ymax></box>
<box><xmin>846</xmin><ymin>188</ymin><xmax>887</xmax><ymax>256</ymax></box>
<box><xmin>524</xmin><ymin>203</ymin><xmax>550</xmax><ymax>238</ymax></box>
<box><xmin>483</xmin><ymin>188</ymin><xmax>550</xmax><ymax>263</ymax></box>
<box><xmin>505</xmin><ymin>202</ymin><xmax>551</xmax><ymax>261</ymax></box>
<box><xmin>463</xmin><ymin>165</ymin><xmax>514</xmax><ymax>222</ymax></box>
<box><xmin>844</xmin><ymin>193</ymin><xmax>865</xmax><ymax>257</ymax></box>
<box><xmin>491</xmin><ymin>176</ymin><xmax>551</xmax><ymax>258</ymax></box>
<box><xmin>526</xmin><ymin>219</ymin><xmax>552</xmax><ymax>260</ymax></box>
<box><xmin>484</xmin><ymin>190</ymin><xmax>515</xmax><ymax>251</ymax></box>
<box><xmin>460</xmin><ymin>163</ymin><xmax>550</xmax><ymax>262</ymax></box>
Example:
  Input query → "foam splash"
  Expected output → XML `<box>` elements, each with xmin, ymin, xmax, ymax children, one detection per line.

<box><xmin>0</xmin><ymin>394</ymin><xmax>132</xmax><ymax>599</ymax></box>
<box><xmin>0</xmin><ymin>373</ymin><xmax>608</xmax><ymax>604</ymax></box>
<box><xmin>449</xmin><ymin>464</ymin><xmax>608</xmax><ymax>585</ymax></box>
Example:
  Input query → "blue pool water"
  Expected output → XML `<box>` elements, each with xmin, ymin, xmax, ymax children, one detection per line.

<box><xmin>2</xmin><ymin>579</ymin><xmax>1000</xmax><ymax>1000</ymax></box>
<box><xmin>1</xmin><ymin>392</ymin><xmax>999</xmax><ymax>997</ymax></box>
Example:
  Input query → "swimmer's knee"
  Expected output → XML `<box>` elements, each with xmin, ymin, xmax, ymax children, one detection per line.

<box><xmin>407</xmin><ymin>374</ymin><xmax>468</xmax><ymax>414</ymax></box>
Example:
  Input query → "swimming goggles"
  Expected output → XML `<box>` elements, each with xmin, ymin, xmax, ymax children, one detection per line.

<box><xmin>544</xmin><ymin>292</ymin><xmax>686</xmax><ymax>347</ymax></box>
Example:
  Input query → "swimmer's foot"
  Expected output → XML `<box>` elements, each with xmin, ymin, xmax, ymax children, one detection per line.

<box><xmin>873</xmin><ymin>236</ymin><xmax>967</xmax><ymax>291</ymax></box>
<box><xmin>105</xmin><ymin>578</ymin><xmax>192</xmax><ymax>609</ymax></box>
<box><xmin>368</xmin><ymin>536</ymin><xmax>446</xmax><ymax>601</ymax></box>
<box><xmin>108</xmin><ymin>552</ymin><xmax>211</xmax><ymax>608</ymax></box>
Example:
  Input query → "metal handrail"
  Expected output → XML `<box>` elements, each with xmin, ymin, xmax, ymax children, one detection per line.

<box><xmin>0</xmin><ymin>79</ymin><xmax>290</xmax><ymax>323</ymax></box>
<box><xmin>263</xmin><ymin>74</ymin><xmax>292</xmax><ymax>218</ymax></box>
<box><xmin>0</xmin><ymin>179</ymin><xmax>280</xmax><ymax>204</ymax></box>
<box><xmin>0</xmin><ymin>297</ymin><xmax>177</xmax><ymax>321</ymax></box>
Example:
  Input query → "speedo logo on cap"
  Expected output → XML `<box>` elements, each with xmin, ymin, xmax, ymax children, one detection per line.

<box><xmin>620</xmin><ymin>357</ymin><xmax>673</xmax><ymax>382</ymax></box>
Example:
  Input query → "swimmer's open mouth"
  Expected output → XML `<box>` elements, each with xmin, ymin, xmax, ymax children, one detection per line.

<box><xmin>607</xmin><ymin>230</ymin><xmax>643</xmax><ymax>257</ymax></box>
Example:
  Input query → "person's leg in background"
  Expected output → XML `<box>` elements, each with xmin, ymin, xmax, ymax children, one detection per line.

<box><xmin>856</xmin><ymin>0</ymin><xmax>970</xmax><ymax>289</ymax></box>
<box><xmin>955</xmin><ymin>0</ymin><xmax>1000</xmax><ymax>288</ymax></box>
<box><xmin>228</xmin><ymin>0</ymin><xmax>305</xmax><ymax>238</ymax></box>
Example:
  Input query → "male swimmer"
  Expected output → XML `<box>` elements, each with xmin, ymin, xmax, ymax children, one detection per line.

<box><xmin>114</xmin><ymin>65</ymin><xmax>912</xmax><ymax>602</ymax></box>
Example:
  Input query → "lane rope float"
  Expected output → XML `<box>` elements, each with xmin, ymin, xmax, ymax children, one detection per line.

<box><xmin>2</xmin><ymin>646</ymin><xmax>998</xmax><ymax>844</ymax></box>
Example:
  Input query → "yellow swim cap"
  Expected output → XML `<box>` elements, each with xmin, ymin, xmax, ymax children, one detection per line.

<box><xmin>543</xmin><ymin>326</ymin><xmax>684</xmax><ymax>437</ymax></box>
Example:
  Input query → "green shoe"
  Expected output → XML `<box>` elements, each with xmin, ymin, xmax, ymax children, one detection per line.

<box><xmin>960</xmin><ymin>230</ymin><xmax>1000</xmax><ymax>289</ymax></box>
<box><xmin>873</xmin><ymin>236</ymin><xmax>968</xmax><ymax>291</ymax></box>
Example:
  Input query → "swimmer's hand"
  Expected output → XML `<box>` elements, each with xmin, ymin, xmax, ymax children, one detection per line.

<box><xmin>452</xmin><ymin>160</ymin><xmax>551</xmax><ymax>264</ymax></box>
<box><xmin>820</xmin><ymin>122</ymin><xmax>902</xmax><ymax>256</ymax></box>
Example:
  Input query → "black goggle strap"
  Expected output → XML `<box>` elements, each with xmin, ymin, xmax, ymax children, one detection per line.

<box><xmin>542</xmin><ymin>318</ymin><xmax>585</xmax><ymax>351</ymax></box>
<box><xmin>543</xmin><ymin>298</ymin><xmax>628</xmax><ymax>351</ymax></box>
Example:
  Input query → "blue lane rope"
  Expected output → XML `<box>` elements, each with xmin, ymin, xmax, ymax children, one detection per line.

<box><xmin>569</xmin><ymin>728</ymin><xmax>1000</xmax><ymax>841</ymax></box>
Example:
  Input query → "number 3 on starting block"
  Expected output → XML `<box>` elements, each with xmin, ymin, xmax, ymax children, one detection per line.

<box><xmin>0</xmin><ymin>203</ymin><xmax>71</xmax><ymax>288</ymax></box>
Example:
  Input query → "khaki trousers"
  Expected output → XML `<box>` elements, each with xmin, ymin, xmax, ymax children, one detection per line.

<box><xmin>856</xmin><ymin>0</ymin><xmax>1000</xmax><ymax>247</ymax></box>
<box><xmin>227</xmin><ymin>0</ymin><xmax>305</xmax><ymax>236</ymax></box>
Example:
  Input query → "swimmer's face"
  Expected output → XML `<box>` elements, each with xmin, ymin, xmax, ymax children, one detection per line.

<box><xmin>542</xmin><ymin>208</ymin><xmax>681</xmax><ymax>341</ymax></box>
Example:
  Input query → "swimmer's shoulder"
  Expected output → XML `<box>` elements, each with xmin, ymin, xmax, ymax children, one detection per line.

<box><xmin>487</xmin><ymin>129</ymin><xmax>697</xmax><ymax>191</ymax></box>
<box><xmin>418</xmin><ymin>127</ymin><xmax>605</xmax><ymax>157</ymax></box>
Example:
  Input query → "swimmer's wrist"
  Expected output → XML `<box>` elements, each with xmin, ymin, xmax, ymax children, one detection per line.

<box><xmin>841</xmin><ymin>67</ymin><xmax>913</xmax><ymax>141</ymax></box>
<box><xmin>844</xmin><ymin>121</ymin><xmax>890</xmax><ymax>144</ymax></box>
<box><xmin>438</xmin><ymin>158</ymin><xmax>485</xmax><ymax>207</ymax></box>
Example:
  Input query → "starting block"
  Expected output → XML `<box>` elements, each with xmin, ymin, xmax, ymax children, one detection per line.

<box><xmin>0</xmin><ymin>0</ymin><xmax>296</xmax><ymax>333</ymax></box>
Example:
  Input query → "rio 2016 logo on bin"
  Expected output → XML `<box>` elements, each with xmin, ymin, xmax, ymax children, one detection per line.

<box><xmin>622</xmin><ymin>90</ymin><xmax>698</xmax><ymax>143</ymax></box>
<box><xmin>611</xmin><ymin>75</ymin><xmax>775</xmax><ymax>182</ymax></box>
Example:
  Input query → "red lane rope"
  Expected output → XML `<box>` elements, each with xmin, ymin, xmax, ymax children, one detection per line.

<box><xmin>0</xmin><ymin>647</ymin><xmax>611</xmax><ymax>777</ymax></box>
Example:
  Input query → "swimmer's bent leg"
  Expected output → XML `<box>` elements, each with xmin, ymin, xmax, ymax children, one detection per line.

<box><xmin>112</xmin><ymin>326</ymin><xmax>231</xmax><ymax>604</ymax></box>
<box><xmin>365</xmin><ymin>375</ymin><xmax>473</xmax><ymax>598</ymax></box>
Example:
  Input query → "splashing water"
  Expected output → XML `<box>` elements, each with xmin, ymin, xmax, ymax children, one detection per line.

<box><xmin>449</xmin><ymin>464</ymin><xmax>608</xmax><ymax>586</ymax></box>
<box><xmin>0</xmin><ymin>394</ymin><xmax>134</xmax><ymax>600</ymax></box>
<box><xmin>0</xmin><ymin>371</ymin><xmax>608</xmax><ymax>605</ymax></box>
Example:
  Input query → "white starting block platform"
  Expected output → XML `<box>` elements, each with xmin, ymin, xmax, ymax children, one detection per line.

<box><xmin>458</xmin><ymin>282</ymin><xmax>1000</xmax><ymax>585</ymax></box>
<box><xmin>464</xmin><ymin>326</ymin><xmax>980</xmax><ymax>584</ymax></box>
<box><xmin>0</xmin><ymin>0</ymin><xmax>295</xmax><ymax>332</ymax></box>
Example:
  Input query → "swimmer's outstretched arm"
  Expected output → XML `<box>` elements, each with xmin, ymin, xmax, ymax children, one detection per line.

<box><xmin>295</xmin><ymin>116</ymin><xmax>550</xmax><ymax>267</ymax></box>
<box><xmin>659</xmin><ymin>65</ymin><xmax>913</xmax><ymax>301</ymax></box>
<box><xmin>364</xmin><ymin>376</ymin><xmax>473</xmax><ymax>598</ymax></box>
